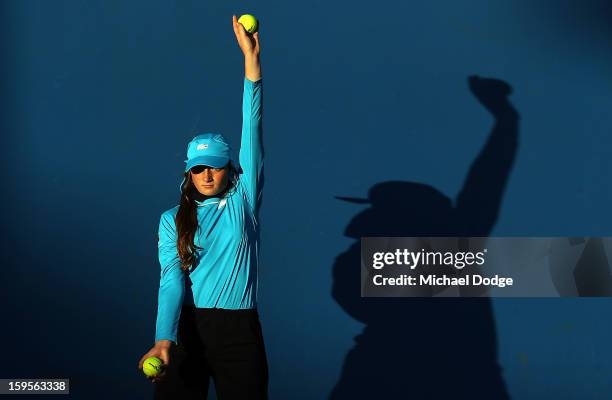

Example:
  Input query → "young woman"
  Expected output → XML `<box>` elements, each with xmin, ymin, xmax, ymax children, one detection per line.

<box><xmin>138</xmin><ymin>15</ymin><xmax>267</xmax><ymax>400</ymax></box>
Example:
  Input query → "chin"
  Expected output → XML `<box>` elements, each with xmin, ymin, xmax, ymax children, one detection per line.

<box><xmin>200</xmin><ymin>188</ymin><xmax>220</xmax><ymax>196</ymax></box>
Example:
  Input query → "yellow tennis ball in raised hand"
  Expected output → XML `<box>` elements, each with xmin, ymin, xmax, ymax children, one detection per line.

<box><xmin>238</xmin><ymin>14</ymin><xmax>258</xmax><ymax>34</ymax></box>
<box><xmin>142</xmin><ymin>357</ymin><xmax>163</xmax><ymax>378</ymax></box>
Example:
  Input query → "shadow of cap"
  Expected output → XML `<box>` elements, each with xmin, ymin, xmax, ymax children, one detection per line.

<box><xmin>336</xmin><ymin>181</ymin><xmax>451</xmax><ymax>208</ymax></box>
<box><xmin>336</xmin><ymin>181</ymin><xmax>454</xmax><ymax>238</ymax></box>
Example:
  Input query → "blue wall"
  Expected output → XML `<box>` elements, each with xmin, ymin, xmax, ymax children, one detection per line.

<box><xmin>2</xmin><ymin>1</ymin><xmax>612</xmax><ymax>398</ymax></box>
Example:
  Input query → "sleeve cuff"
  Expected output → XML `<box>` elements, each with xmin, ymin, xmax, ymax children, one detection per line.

<box><xmin>245</xmin><ymin>76</ymin><xmax>262</xmax><ymax>85</ymax></box>
<box><xmin>155</xmin><ymin>335</ymin><xmax>177</xmax><ymax>345</ymax></box>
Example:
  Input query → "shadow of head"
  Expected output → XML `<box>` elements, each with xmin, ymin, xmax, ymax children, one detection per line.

<box><xmin>337</xmin><ymin>181</ymin><xmax>454</xmax><ymax>238</ymax></box>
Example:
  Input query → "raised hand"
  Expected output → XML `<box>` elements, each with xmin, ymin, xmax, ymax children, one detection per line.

<box><xmin>232</xmin><ymin>15</ymin><xmax>260</xmax><ymax>59</ymax></box>
<box><xmin>468</xmin><ymin>75</ymin><xmax>517</xmax><ymax>119</ymax></box>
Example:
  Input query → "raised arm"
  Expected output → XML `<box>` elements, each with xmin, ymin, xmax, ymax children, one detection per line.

<box><xmin>233</xmin><ymin>15</ymin><xmax>263</xmax><ymax>213</ymax></box>
<box><xmin>154</xmin><ymin>211</ymin><xmax>185</xmax><ymax>345</ymax></box>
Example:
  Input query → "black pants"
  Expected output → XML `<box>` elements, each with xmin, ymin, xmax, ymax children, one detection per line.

<box><xmin>154</xmin><ymin>306</ymin><xmax>269</xmax><ymax>400</ymax></box>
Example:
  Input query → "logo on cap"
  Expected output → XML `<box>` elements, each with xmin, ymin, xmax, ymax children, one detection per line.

<box><xmin>196</xmin><ymin>144</ymin><xmax>208</xmax><ymax>150</ymax></box>
<box><xmin>213</xmin><ymin>135</ymin><xmax>226</xmax><ymax>144</ymax></box>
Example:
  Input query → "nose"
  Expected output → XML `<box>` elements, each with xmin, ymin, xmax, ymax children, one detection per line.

<box><xmin>204</xmin><ymin>169</ymin><xmax>213</xmax><ymax>181</ymax></box>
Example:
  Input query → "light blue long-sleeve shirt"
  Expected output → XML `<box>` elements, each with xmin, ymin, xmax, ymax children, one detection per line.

<box><xmin>155</xmin><ymin>77</ymin><xmax>263</xmax><ymax>344</ymax></box>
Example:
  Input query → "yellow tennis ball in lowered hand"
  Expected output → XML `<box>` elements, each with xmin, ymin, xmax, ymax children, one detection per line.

<box><xmin>238</xmin><ymin>14</ymin><xmax>258</xmax><ymax>34</ymax></box>
<box><xmin>142</xmin><ymin>357</ymin><xmax>164</xmax><ymax>378</ymax></box>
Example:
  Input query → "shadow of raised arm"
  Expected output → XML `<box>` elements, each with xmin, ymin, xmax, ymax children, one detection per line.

<box><xmin>455</xmin><ymin>75</ymin><xmax>520</xmax><ymax>236</ymax></box>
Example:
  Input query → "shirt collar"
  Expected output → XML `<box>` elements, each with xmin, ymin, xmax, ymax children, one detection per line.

<box><xmin>195</xmin><ymin>197</ymin><xmax>221</xmax><ymax>207</ymax></box>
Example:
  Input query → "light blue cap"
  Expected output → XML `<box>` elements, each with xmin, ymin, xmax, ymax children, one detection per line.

<box><xmin>184</xmin><ymin>133</ymin><xmax>231</xmax><ymax>172</ymax></box>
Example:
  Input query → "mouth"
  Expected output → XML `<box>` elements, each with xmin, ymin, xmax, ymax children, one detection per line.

<box><xmin>202</xmin><ymin>184</ymin><xmax>214</xmax><ymax>189</ymax></box>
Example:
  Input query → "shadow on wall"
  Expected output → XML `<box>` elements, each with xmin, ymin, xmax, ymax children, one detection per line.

<box><xmin>330</xmin><ymin>76</ymin><xmax>519</xmax><ymax>399</ymax></box>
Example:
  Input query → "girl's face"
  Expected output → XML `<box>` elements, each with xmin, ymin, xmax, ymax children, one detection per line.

<box><xmin>190</xmin><ymin>164</ymin><xmax>230</xmax><ymax>197</ymax></box>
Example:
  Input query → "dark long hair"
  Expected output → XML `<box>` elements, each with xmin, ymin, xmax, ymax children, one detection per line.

<box><xmin>175</xmin><ymin>162</ymin><xmax>239</xmax><ymax>272</ymax></box>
